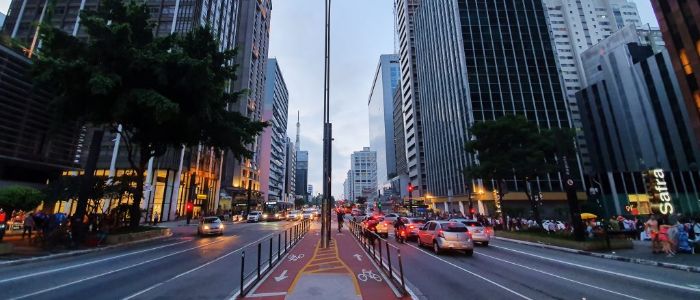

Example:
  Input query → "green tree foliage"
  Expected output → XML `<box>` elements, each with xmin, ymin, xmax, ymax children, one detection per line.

<box><xmin>465</xmin><ymin>115</ymin><xmax>575</xmax><ymax>225</ymax></box>
<box><xmin>33</xmin><ymin>0</ymin><xmax>266</xmax><ymax>227</ymax></box>
<box><xmin>0</xmin><ymin>186</ymin><xmax>45</xmax><ymax>212</ymax></box>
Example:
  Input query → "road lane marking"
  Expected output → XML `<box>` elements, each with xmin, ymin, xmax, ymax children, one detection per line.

<box><xmin>404</xmin><ymin>243</ymin><xmax>532</xmax><ymax>299</ymax></box>
<box><xmin>0</xmin><ymin>239</ymin><xmax>192</xmax><ymax>284</ymax></box>
<box><xmin>475</xmin><ymin>252</ymin><xmax>643</xmax><ymax>299</ymax></box>
<box><xmin>8</xmin><ymin>240</ymin><xmax>223</xmax><ymax>300</ymax></box>
<box><xmin>125</xmin><ymin>230</ymin><xmax>290</xmax><ymax>300</ymax></box>
<box><xmin>492</xmin><ymin>244</ymin><xmax>700</xmax><ymax>293</ymax></box>
<box><xmin>274</xmin><ymin>270</ymin><xmax>288</xmax><ymax>282</ymax></box>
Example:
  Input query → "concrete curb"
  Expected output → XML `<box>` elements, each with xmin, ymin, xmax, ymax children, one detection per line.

<box><xmin>494</xmin><ymin>236</ymin><xmax>700</xmax><ymax>273</ymax></box>
<box><xmin>0</xmin><ymin>230</ymin><xmax>174</xmax><ymax>267</ymax></box>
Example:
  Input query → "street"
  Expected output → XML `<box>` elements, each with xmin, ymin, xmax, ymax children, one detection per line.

<box><xmin>380</xmin><ymin>229</ymin><xmax>700</xmax><ymax>300</ymax></box>
<box><xmin>0</xmin><ymin>221</ymin><xmax>299</xmax><ymax>300</ymax></box>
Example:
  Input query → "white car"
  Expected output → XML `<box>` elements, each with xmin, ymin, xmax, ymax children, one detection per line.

<box><xmin>383</xmin><ymin>213</ymin><xmax>400</xmax><ymax>223</ymax></box>
<box><xmin>288</xmin><ymin>210</ymin><xmax>302</xmax><ymax>221</ymax></box>
<box><xmin>450</xmin><ymin>219</ymin><xmax>490</xmax><ymax>246</ymax></box>
<box><xmin>198</xmin><ymin>217</ymin><xmax>224</xmax><ymax>236</ymax></box>
<box><xmin>247</xmin><ymin>211</ymin><xmax>262</xmax><ymax>222</ymax></box>
<box><xmin>302</xmin><ymin>209</ymin><xmax>314</xmax><ymax>219</ymax></box>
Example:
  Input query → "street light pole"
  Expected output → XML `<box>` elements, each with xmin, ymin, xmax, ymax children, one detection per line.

<box><xmin>321</xmin><ymin>0</ymin><xmax>333</xmax><ymax>248</ymax></box>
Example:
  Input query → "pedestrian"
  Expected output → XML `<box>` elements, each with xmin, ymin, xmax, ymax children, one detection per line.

<box><xmin>337</xmin><ymin>210</ymin><xmax>345</xmax><ymax>232</ymax></box>
<box><xmin>645</xmin><ymin>215</ymin><xmax>660</xmax><ymax>253</ymax></box>
<box><xmin>22</xmin><ymin>213</ymin><xmax>35</xmax><ymax>239</ymax></box>
<box><xmin>153</xmin><ymin>213</ymin><xmax>160</xmax><ymax>225</ymax></box>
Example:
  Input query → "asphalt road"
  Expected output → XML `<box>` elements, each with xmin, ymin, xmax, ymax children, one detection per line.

<box><xmin>381</xmin><ymin>230</ymin><xmax>700</xmax><ymax>300</ymax></box>
<box><xmin>0</xmin><ymin>220</ymin><xmax>305</xmax><ymax>300</ymax></box>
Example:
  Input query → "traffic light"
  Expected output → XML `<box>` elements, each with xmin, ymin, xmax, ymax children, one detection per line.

<box><xmin>186</xmin><ymin>202</ymin><xmax>194</xmax><ymax>213</ymax></box>
<box><xmin>469</xmin><ymin>208</ymin><xmax>476</xmax><ymax>215</ymax></box>
<box><xmin>408</xmin><ymin>183</ymin><xmax>413</xmax><ymax>193</ymax></box>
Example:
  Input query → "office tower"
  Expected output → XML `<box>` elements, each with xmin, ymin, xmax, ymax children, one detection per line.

<box><xmin>350</xmin><ymin>147</ymin><xmax>377</xmax><ymax>200</ymax></box>
<box><xmin>0</xmin><ymin>12</ymin><xmax>5</xmax><ymax>28</ymax></box>
<box><xmin>368</xmin><ymin>54</ymin><xmax>400</xmax><ymax>190</ymax></box>
<box><xmin>0</xmin><ymin>43</ymin><xmax>79</xmax><ymax>188</ymax></box>
<box><xmin>1</xmin><ymin>0</ymin><xmax>242</xmax><ymax>220</ymax></box>
<box><xmin>414</xmin><ymin>0</ymin><xmax>572</xmax><ymax>198</ymax></box>
<box><xmin>294</xmin><ymin>111</ymin><xmax>308</xmax><ymax>199</ymax></box>
<box><xmin>221</xmin><ymin>0</ymin><xmax>271</xmax><ymax>205</ymax></box>
<box><xmin>307</xmin><ymin>185</ymin><xmax>313</xmax><ymax>197</ymax></box>
<box><xmin>344</xmin><ymin>170</ymin><xmax>353</xmax><ymax>201</ymax></box>
<box><xmin>392</xmin><ymin>88</ymin><xmax>409</xmax><ymax>197</ymax></box>
<box><xmin>650</xmin><ymin>0</ymin><xmax>700</xmax><ymax>147</ymax></box>
<box><xmin>576</xmin><ymin>26</ymin><xmax>700</xmax><ymax>215</ymax></box>
<box><xmin>543</xmin><ymin>0</ymin><xmax>664</xmax><ymax>172</ymax></box>
<box><xmin>394</xmin><ymin>0</ymin><xmax>426</xmax><ymax>196</ymax></box>
<box><xmin>259</xmin><ymin>58</ymin><xmax>289</xmax><ymax>203</ymax></box>
<box><xmin>283</xmin><ymin>137</ymin><xmax>296</xmax><ymax>203</ymax></box>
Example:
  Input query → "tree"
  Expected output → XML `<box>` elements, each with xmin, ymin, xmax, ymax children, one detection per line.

<box><xmin>294</xmin><ymin>197</ymin><xmax>306</xmax><ymax>209</ymax></box>
<box><xmin>0</xmin><ymin>186</ymin><xmax>44</xmax><ymax>213</ymax></box>
<box><xmin>34</xmin><ymin>0</ymin><xmax>266</xmax><ymax>227</ymax></box>
<box><xmin>465</xmin><ymin>115</ymin><xmax>555</xmax><ymax>226</ymax></box>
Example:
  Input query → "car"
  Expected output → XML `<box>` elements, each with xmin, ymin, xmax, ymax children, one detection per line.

<box><xmin>383</xmin><ymin>213</ymin><xmax>401</xmax><ymax>223</ymax></box>
<box><xmin>362</xmin><ymin>216</ymin><xmax>389</xmax><ymax>238</ymax></box>
<box><xmin>287</xmin><ymin>210</ymin><xmax>302</xmax><ymax>221</ymax></box>
<box><xmin>417</xmin><ymin>221</ymin><xmax>474</xmax><ymax>255</ymax></box>
<box><xmin>449</xmin><ymin>218</ymin><xmax>491</xmax><ymax>246</ymax></box>
<box><xmin>198</xmin><ymin>217</ymin><xmax>224</xmax><ymax>236</ymax></box>
<box><xmin>396</xmin><ymin>217</ymin><xmax>426</xmax><ymax>241</ymax></box>
<box><xmin>247</xmin><ymin>211</ymin><xmax>262</xmax><ymax>222</ymax></box>
<box><xmin>302</xmin><ymin>209</ymin><xmax>314</xmax><ymax>220</ymax></box>
<box><xmin>352</xmin><ymin>212</ymin><xmax>368</xmax><ymax>222</ymax></box>
<box><xmin>311</xmin><ymin>208</ymin><xmax>320</xmax><ymax>219</ymax></box>
<box><xmin>262</xmin><ymin>212</ymin><xmax>283</xmax><ymax>222</ymax></box>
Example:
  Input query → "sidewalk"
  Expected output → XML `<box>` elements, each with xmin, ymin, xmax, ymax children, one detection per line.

<box><xmin>244</xmin><ymin>222</ymin><xmax>406</xmax><ymax>300</ymax></box>
<box><xmin>495</xmin><ymin>236</ymin><xmax>700</xmax><ymax>273</ymax></box>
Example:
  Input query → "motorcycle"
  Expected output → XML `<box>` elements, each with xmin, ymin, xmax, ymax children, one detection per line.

<box><xmin>395</xmin><ymin>226</ymin><xmax>407</xmax><ymax>244</ymax></box>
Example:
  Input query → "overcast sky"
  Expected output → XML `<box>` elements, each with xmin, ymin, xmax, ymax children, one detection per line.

<box><xmin>0</xmin><ymin>0</ymin><xmax>659</xmax><ymax>199</ymax></box>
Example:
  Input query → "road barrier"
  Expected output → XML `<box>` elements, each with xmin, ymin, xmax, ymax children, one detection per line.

<box><xmin>348</xmin><ymin>221</ymin><xmax>407</xmax><ymax>296</ymax></box>
<box><xmin>238</xmin><ymin>219</ymin><xmax>310</xmax><ymax>297</ymax></box>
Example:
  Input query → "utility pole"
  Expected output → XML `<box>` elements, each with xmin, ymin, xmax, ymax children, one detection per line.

<box><xmin>321</xmin><ymin>0</ymin><xmax>333</xmax><ymax>248</ymax></box>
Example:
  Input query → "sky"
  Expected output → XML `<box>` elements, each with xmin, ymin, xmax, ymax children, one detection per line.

<box><xmin>0</xmin><ymin>0</ymin><xmax>660</xmax><ymax>199</ymax></box>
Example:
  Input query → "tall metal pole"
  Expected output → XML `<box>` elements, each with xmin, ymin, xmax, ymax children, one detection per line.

<box><xmin>321</xmin><ymin>0</ymin><xmax>333</xmax><ymax>248</ymax></box>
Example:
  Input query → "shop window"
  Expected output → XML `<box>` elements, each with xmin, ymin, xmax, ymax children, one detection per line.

<box><xmin>680</xmin><ymin>48</ymin><xmax>693</xmax><ymax>75</ymax></box>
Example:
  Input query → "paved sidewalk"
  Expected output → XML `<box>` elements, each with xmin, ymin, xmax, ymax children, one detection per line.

<box><xmin>245</xmin><ymin>222</ymin><xmax>405</xmax><ymax>300</ymax></box>
<box><xmin>596</xmin><ymin>240</ymin><xmax>700</xmax><ymax>267</ymax></box>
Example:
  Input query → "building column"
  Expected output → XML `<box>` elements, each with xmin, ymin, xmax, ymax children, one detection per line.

<box><xmin>168</xmin><ymin>146</ymin><xmax>186</xmax><ymax>221</ymax></box>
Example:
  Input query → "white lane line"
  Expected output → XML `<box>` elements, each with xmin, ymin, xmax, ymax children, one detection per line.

<box><xmin>8</xmin><ymin>239</ymin><xmax>223</xmax><ymax>300</ymax></box>
<box><xmin>123</xmin><ymin>233</ymin><xmax>286</xmax><ymax>300</ymax></box>
<box><xmin>475</xmin><ymin>252</ymin><xmax>643</xmax><ymax>299</ymax></box>
<box><xmin>0</xmin><ymin>239</ymin><xmax>192</xmax><ymax>284</ymax></box>
<box><xmin>403</xmin><ymin>243</ymin><xmax>532</xmax><ymax>299</ymax></box>
<box><xmin>491</xmin><ymin>244</ymin><xmax>700</xmax><ymax>293</ymax></box>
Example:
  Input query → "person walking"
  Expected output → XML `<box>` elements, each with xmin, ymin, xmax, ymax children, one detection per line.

<box><xmin>337</xmin><ymin>210</ymin><xmax>345</xmax><ymax>232</ymax></box>
<box><xmin>22</xmin><ymin>213</ymin><xmax>35</xmax><ymax>239</ymax></box>
<box><xmin>645</xmin><ymin>215</ymin><xmax>660</xmax><ymax>253</ymax></box>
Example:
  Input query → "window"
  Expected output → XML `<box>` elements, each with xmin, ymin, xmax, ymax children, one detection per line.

<box><xmin>428</xmin><ymin>222</ymin><xmax>437</xmax><ymax>230</ymax></box>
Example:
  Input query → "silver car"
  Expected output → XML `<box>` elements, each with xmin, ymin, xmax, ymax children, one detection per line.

<box><xmin>450</xmin><ymin>219</ymin><xmax>490</xmax><ymax>246</ymax></box>
<box><xmin>418</xmin><ymin>221</ymin><xmax>474</xmax><ymax>255</ymax></box>
<box><xmin>198</xmin><ymin>217</ymin><xmax>224</xmax><ymax>236</ymax></box>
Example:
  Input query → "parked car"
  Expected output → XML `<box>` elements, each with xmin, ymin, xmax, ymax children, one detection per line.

<box><xmin>288</xmin><ymin>210</ymin><xmax>302</xmax><ymax>221</ymax></box>
<box><xmin>383</xmin><ymin>213</ymin><xmax>401</xmax><ymax>223</ymax></box>
<box><xmin>247</xmin><ymin>211</ymin><xmax>262</xmax><ymax>223</ymax></box>
<box><xmin>449</xmin><ymin>219</ymin><xmax>490</xmax><ymax>246</ymax></box>
<box><xmin>396</xmin><ymin>217</ymin><xmax>426</xmax><ymax>241</ymax></box>
<box><xmin>198</xmin><ymin>217</ymin><xmax>224</xmax><ymax>236</ymax></box>
<box><xmin>418</xmin><ymin>221</ymin><xmax>474</xmax><ymax>255</ymax></box>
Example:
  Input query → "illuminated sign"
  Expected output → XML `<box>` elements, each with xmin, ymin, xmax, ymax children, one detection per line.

<box><xmin>266</xmin><ymin>201</ymin><xmax>277</xmax><ymax>205</ymax></box>
<box><xmin>647</xmin><ymin>169</ymin><xmax>674</xmax><ymax>215</ymax></box>
<box><xmin>197</xmin><ymin>194</ymin><xmax>207</xmax><ymax>200</ymax></box>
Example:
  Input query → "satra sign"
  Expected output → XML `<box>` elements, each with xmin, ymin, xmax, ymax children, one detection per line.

<box><xmin>648</xmin><ymin>169</ymin><xmax>674</xmax><ymax>215</ymax></box>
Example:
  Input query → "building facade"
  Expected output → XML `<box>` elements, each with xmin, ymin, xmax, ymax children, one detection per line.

<box><xmin>283</xmin><ymin>137</ymin><xmax>296</xmax><ymax>203</ymax></box>
<box><xmin>0</xmin><ymin>43</ymin><xmax>80</xmax><ymax>189</ymax></box>
<box><xmin>394</xmin><ymin>0</ymin><xmax>427</xmax><ymax>197</ymax></box>
<box><xmin>295</xmin><ymin>150</ymin><xmax>308</xmax><ymax>198</ymax></box>
<box><xmin>221</xmin><ymin>0</ymin><xmax>272</xmax><ymax>203</ymax></box>
<box><xmin>392</xmin><ymin>87</ymin><xmax>408</xmax><ymax>198</ymax></box>
<box><xmin>259</xmin><ymin>58</ymin><xmax>289</xmax><ymax>203</ymax></box>
<box><xmin>413</xmin><ymin>0</ymin><xmax>576</xmax><ymax>210</ymax></box>
<box><xmin>577</xmin><ymin>26</ymin><xmax>700</xmax><ymax>216</ymax></box>
<box><xmin>650</xmin><ymin>0</ymin><xmax>700</xmax><ymax>149</ymax></box>
<box><xmin>543</xmin><ymin>0</ymin><xmax>664</xmax><ymax>173</ymax></box>
<box><xmin>368</xmin><ymin>54</ymin><xmax>400</xmax><ymax>190</ymax></box>
<box><xmin>350</xmin><ymin>147</ymin><xmax>377</xmax><ymax>201</ymax></box>
<box><xmin>343</xmin><ymin>170</ymin><xmax>353</xmax><ymax>201</ymax></box>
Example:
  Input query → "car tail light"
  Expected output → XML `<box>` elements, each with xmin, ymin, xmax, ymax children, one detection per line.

<box><xmin>467</xmin><ymin>231</ymin><xmax>472</xmax><ymax>240</ymax></box>
<box><xmin>437</xmin><ymin>229</ymin><xmax>444</xmax><ymax>238</ymax></box>
<box><xmin>409</xmin><ymin>225</ymin><xmax>415</xmax><ymax>229</ymax></box>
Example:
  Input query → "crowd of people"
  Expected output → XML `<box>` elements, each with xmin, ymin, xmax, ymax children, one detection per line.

<box><xmin>643</xmin><ymin>215</ymin><xmax>700</xmax><ymax>257</ymax></box>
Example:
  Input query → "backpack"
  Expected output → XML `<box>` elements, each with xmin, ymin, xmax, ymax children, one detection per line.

<box><xmin>677</xmin><ymin>225</ymin><xmax>692</xmax><ymax>253</ymax></box>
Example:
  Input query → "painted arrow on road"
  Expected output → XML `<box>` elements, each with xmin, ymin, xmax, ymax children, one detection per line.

<box><xmin>274</xmin><ymin>270</ymin><xmax>288</xmax><ymax>282</ymax></box>
<box><xmin>354</xmin><ymin>254</ymin><xmax>362</xmax><ymax>262</ymax></box>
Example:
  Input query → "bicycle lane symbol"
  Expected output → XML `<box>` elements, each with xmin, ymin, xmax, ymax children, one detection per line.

<box><xmin>357</xmin><ymin>269</ymin><xmax>382</xmax><ymax>282</ymax></box>
<box><xmin>288</xmin><ymin>253</ymin><xmax>305</xmax><ymax>262</ymax></box>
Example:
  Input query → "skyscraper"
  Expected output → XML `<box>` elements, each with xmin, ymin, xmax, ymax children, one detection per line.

<box><xmin>392</xmin><ymin>87</ymin><xmax>408</xmax><ymax>197</ymax></box>
<box><xmin>350</xmin><ymin>147</ymin><xmax>377</xmax><ymax>201</ymax></box>
<box><xmin>259</xmin><ymin>58</ymin><xmax>289</xmax><ymax>203</ymax></box>
<box><xmin>394</xmin><ymin>0</ymin><xmax>427</xmax><ymax>196</ymax></box>
<box><xmin>650</xmin><ymin>0</ymin><xmax>700</xmax><ymax>148</ymax></box>
<box><xmin>368</xmin><ymin>54</ymin><xmax>400</xmax><ymax>190</ymax></box>
<box><xmin>295</xmin><ymin>113</ymin><xmax>309</xmax><ymax>198</ymax></box>
<box><xmin>221</xmin><ymin>0</ymin><xmax>272</xmax><ymax>199</ymax></box>
<box><xmin>0</xmin><ymin>12</ymin><xmax>5</xmax><ymax>28</ymax></box>
<box><xmin>283</xmin><ymin>137</ymin><xmax>296</xmax><ymax>203</ymax></box>
<box><xmin>414</xmin><ymin>0</ymin><xmax>573</xmax><ymax>198</ymax></box>
<box><xmin>543</xmin><ymin>0</ymin><xmax>664</xmax><ymax>172</ymax></box>
<box><xmin>576</xmin><ymin>26</ymin><xmax>700</xmax><ymax>215</ymax></box>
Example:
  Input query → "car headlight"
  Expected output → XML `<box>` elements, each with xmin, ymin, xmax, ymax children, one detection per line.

<box><xmin>275</xmin><ymin>214</ymin><xmax>280</xmax><ymax>217</ymax></box>
<box><xmin>203</xmin><ymin>225</ymin><xmax>210</xmax><ymax>230</ymax></box>
<box><xmin>263</xmin><ymin>214</ymin><xmax>268</xmax><ymax>218</ymax></box>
